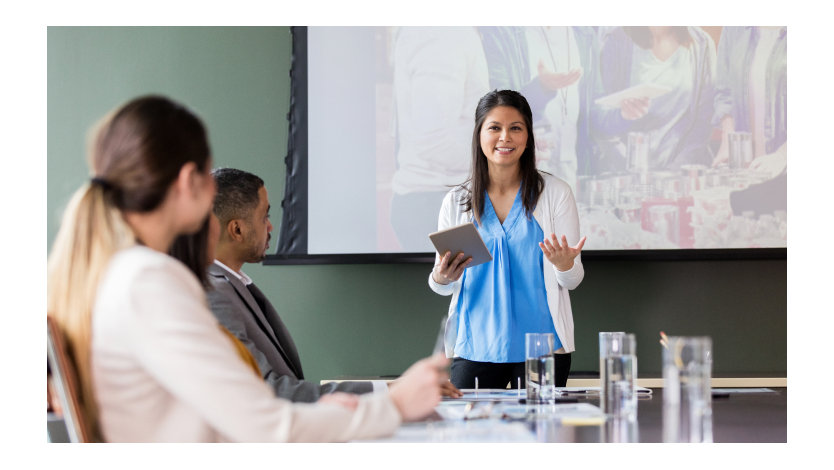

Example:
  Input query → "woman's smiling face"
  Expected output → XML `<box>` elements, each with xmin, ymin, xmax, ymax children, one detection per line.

<box><xmin>479</xmin><ymin>105</ymin><xmax>528</xmax><ymax>171</ymax></box>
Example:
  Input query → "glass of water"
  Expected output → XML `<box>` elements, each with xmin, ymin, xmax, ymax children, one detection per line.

<box><xmin>662</xmin><ymin>336</ymin><xmax>713</xmax><ymax>443</ymax></box>
<box><xmin>525</xmin><ymin>333</ymin><xmax>555</xmax><ymax>403</ymax></box>
<box><xmin>598</xmin><ymin>332</ymin><xmax>638</xmax><ymax>419</ymax></box>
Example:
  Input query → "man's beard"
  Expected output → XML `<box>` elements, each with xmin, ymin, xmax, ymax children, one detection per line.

<box><xmin>245</xmin><ymin>235</ymin><xmax>270</xmax><ymax>263</ymax></box>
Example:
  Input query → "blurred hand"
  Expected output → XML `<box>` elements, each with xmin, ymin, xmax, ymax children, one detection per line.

<box><xmin>317</xmin><ymin>392</ymin><xmax>359</xmax><ymax>411</ymax></box>
<box><xmin>540</xmin><ymin>234</ymin><xmax>586</xmax><ymax>272</ymax></box>
<box><xmin>749</xmin><ymin>147</ymin><xmax>787</xmax><ymax>178</ymax></box>
<box><xmin>440</xmin><ymin>380</ymin><xmax>463</xmax><ymax>398</ymax></box>
<box><xmin>537</xmin><ymin>61</ymin><xmax>583</xmax><ymax>91</ymax></box>
<box><xmin>432</xmin><ymin>251</ymin><xmax>472</xmax><ymax>285</ymax></box>
<box><xmin>620</xmin><ymin>97</ymin><xmax>650</xmax><ymax>120</ymax></box>
<box><xmin>389</xmin><ymin>354</ymin><xmax>447</xmax><ymax>421</ymax></box>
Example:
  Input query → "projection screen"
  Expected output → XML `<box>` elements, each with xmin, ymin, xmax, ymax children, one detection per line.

<box><xmin>270</xmin><ymin>26</ymin><xmax>787</xmax><ymax>264</ymax></box>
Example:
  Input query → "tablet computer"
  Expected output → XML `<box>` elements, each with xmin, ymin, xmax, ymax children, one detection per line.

<box><xmin>428</xmin><ymin>222</ymin><xmax>492</xmax><ymax>267</ymax></box>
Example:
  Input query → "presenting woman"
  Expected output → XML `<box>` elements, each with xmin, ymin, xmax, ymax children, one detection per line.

<box><xmin>47</xmin><ymin>95</ymin><xmax>444</xmax><ymax>442</ymax></box>
<box><xmin>429</xmin><ymin>90</ymin><xmax>586</xmax><ymax>389</ymax></box>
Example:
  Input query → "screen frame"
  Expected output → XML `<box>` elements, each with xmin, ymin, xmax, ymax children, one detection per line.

<box><xmin>266</xmin><ymin>26</ymin><xmax>786</xmax><ymax>266</ymax></box>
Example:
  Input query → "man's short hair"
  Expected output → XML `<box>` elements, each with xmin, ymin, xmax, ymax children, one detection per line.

<box><xmin>211</xmin><ymin>168</ymin><xmax>265</xmax><ymax>227</ymax></box>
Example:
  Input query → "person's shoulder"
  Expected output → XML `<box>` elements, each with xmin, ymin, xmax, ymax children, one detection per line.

<box><xmin>207</xmin><ymin>263</ymin><xmax>237</xmax><ymax>292</ymax></box>
<box><xmin>539</xmin><ymin>171</ymin><xmax>568</xmax><ymax>188</ymax></box>
<box><xmin>109</xmin><ymin>245</ymin><xmax>187</xmax><ymax>279</ymax></box>
<box><xmin>539</xmin><ymin>172</ymin><xmax>574</xmax><ymax>200</ymax></box>
<box><xmin>100</xmin><ymin>245</ymin><xmax>203</xmax><ymax>306</ymax></box>
<box><xmin>207</xmin><ymin>262</ymin><xmax>230</xmax><ymax>280</ymax></box>
<box><xmin>444</xmin><ymin>183</ymin><xmax>470</xmax><ymax>204</ymax></box>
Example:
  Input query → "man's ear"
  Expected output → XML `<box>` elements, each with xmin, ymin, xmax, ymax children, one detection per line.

<box><xmin>225</xmin><ymin>219</ymin><xmax>245</xmax><ymax>242</ymax></box>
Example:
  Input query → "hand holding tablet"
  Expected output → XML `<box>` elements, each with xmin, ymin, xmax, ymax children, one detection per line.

<box><xmin>429</xmin><ymin>222</ymin><xmax>492</xmax><ymax>284</ymax></box>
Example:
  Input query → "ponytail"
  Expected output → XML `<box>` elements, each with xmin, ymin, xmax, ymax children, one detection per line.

<box><xmin>47</xmin><ymin>95</ymin><xmax>210</xmax><ymax>441</ymax></box>
<box><xmin>47</xmin><ymin>182</ymin><xmax>135</xmax><ymax>441</ymax></box>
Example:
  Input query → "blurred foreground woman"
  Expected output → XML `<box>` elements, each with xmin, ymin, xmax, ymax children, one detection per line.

<box><xmin>47</xmin><ymin>95</ymin><xmax>444</xmax><ymax>442</ymax></box>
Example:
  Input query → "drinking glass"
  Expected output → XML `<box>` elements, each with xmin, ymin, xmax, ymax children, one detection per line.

<box><xmin>599</xmin><ymin>332</ymin><xmax>637</xmax><ymax>418</ymax></box>
<box><xmin>662</xmin><ymin>336</ymin><xmax>713</xmax><ymax>443</ymax></box>
<box><xmin>525</xmin><ymin>333</ymin><xmax>555</xmax><ymax>403</ymax></box>
<box><xmin>601</xmin><ymin>416</ymin><xmax>639</xmax><ymax>443</ymax></box>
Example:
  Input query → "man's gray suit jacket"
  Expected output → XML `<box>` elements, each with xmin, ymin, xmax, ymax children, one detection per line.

<box><xmin>206</xmin><ymin>263</ymin><xmax>373</xmax><ymax>402</ymax></box>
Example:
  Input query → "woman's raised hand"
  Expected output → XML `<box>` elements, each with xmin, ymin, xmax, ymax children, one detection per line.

<box><xmin>540</xmin><ymin>234</ymin><xmax>586</xmax><ymax>272</ymax></box>
<box><xmin>432</xmin><ymin>251</ymin><xmax>472</xmax><ymax>285</ymax></box>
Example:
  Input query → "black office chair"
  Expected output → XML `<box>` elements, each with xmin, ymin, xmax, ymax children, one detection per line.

<box><xmin>47</xmin><ymin>315</ymin><xmax>92</xmax><ymax>443</ymax></box>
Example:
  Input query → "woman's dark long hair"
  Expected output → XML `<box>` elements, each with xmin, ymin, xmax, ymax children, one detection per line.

<box><xmin>169</xmin><ymin>216</ymin><xmax>211</xmax><ymax>287</ymax></box>
<box><xmin>460</xmin><ymin>89</ymin><xmax>543</xmax><ymax>223</ymax></box>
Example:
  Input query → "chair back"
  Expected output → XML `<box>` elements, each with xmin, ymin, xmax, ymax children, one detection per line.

<box><xmin>47</xmin><ymin>315</ymin><xmax>93</xmax><ymax>443</ymax></box>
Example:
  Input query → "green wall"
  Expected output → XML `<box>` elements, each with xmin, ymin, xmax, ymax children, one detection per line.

<box><xmin>47</xmin><ymin>27</ymin><xmax>786</xmax><ymax>383</ymax></box>
<box><xmin>47</xmin><ymin>26</ymin><xmax>290</xmax><ymax>244</ymax></box>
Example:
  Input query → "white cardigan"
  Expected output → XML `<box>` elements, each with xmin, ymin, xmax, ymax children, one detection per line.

<box><xmin>92</xmin><ymin>245</ymin><xmax>401</xmax><ymax>442</ymax></box>
<box><xmin>428</xmin><ymin>172</ymin><xmax>585</xmax><ymax>355</ymax></box>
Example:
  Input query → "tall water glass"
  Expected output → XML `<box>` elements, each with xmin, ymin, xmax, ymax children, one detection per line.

<box><xmin>599</xmin><ymin>332</ymin><xmax>638</xmax><ymax>418</ymax></box>
<box><xmin>662</xmin><ymin>336</ymin><xmax>713</xmax><ymax>443</ymax></box>
<box><xmin>526</xmin><ymin>333</ymin><xmax>555</xmax><ymax>403</ymax></box>
<box><xmin>601</xmin><ymin>416</ymin><xmax>639</xmax><ymax>443</ymax></box>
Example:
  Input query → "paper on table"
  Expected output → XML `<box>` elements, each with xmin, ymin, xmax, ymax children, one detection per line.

<box><xmin>594</xmin><ymin>83</ymin><xmax>672</xmax><ymax>108</ymax></box>
<box><xmin>359</xmin><ymin>419</ymin><xmax>537</xmax><ymax>443</ymax></box>
<box><xmin>499</xmin><ymin>402</ymin><xmax>604</xmax><ymax>425</ymax></box>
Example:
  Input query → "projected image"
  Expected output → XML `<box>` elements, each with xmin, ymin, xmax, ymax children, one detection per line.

<box><xmin>305</xmin><ymin>27</ymin><xmax>786</xmax><ymax>255</ymax></box>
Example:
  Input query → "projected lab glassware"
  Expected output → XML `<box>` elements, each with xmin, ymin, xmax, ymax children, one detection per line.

<box><xmin>598</xmin><ymin>332</ymin><xmax>637</xmax><ymax>419</ymax></box>
<box><xmin>525</xmin><ymin>333</ymin><xmax>555</xmax><ymax>403</ymax></box>
<box><xmin>662</xmin><ymin>336</ymin><xmax>713</xmax><ymax>443</ymax></box>
<box><xmin>627</xmin><ymin>132</ymin><xmax>649</xmax><ymax>174</ymax></box>
<box><xmin>728</xmin><ymin>131</ymin><xmax>753</xmax><ymax>169</ymax></box>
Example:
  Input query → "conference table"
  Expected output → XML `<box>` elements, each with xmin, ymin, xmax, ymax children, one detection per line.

<box><xmin>359</xmin><ymin>387</ymin><xmax>787</xmax><ymax>443</ymax></box>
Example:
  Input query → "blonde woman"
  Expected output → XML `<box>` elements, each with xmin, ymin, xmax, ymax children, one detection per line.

<box><xmin>47</xmin><ymin>95</ymin><xmax>444</xmax><ymax>442</ymax></box>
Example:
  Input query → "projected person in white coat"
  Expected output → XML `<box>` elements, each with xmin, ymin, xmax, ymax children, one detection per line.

<box><xmin>390</xmin><ymin>26</ymin><xmax>490</xmax><ymax>252</ymax></box>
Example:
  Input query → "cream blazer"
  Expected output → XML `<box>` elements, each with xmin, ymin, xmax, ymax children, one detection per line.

<box><xmin>92</xmin><ymin>245</ymin><xmax>400</xmax><ymax>442</ymax></box>
<box><xmin>428</xmin><ymin>172</ymin><xmax>585</xmax><ymax>355</ymax></box>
